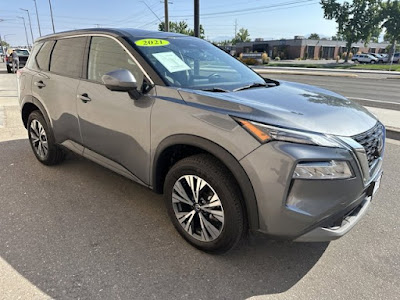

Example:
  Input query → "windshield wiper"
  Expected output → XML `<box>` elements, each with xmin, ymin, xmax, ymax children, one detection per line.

<box><xmin>201</xmin><ymin>87</ymin><xmax>229</xmax><ymax>93</ymax></box>
<box><xmin>233</xmin><ymin>82</ymin><xmax>267</xmax><ymax>92</ymax></box>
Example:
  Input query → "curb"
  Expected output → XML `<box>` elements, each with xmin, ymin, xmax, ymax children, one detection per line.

<box><xmin>254</xmin><ymin>69</ymin><xmax>358</xmax><ymax>78</ymax></box>
<box><xmin>386</xmin><ymin>127</ymin><xmax>400</xmax><ymax>141</ymax></box>
<box><xmin>254</xmin><ymin>66</ymin><xmax>400</xmax><ymax>76</ymax></box>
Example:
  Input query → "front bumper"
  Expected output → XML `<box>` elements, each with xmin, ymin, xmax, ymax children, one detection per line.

<box><xmin>295</xmin><ymin>198</ymin><xmax>371</xmax><ymax>242</ymax></box>
<box><xmin>295</xmin><ymin>170</ymin><xmax>382</xmax><ymax>242</ymax></box>
<box><xmin>240</xmin><ymin>140</ymin><xmax>383</xmax><ymax>241</ymax></box>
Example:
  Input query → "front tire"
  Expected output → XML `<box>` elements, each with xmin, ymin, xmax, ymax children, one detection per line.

<box><xmin>164</xmin><ymin>154</ymin><xmax>245</xmax><ymax>253</ymax></box>
<box><xmin>370</xmin><ymin>60</ymin><xmax>375</xmax><ymax>64</ymax></box>
<box><xmin>27</xmin><ymin>110</ymin><xmax>65</xmax><ymax>165</ymax></box>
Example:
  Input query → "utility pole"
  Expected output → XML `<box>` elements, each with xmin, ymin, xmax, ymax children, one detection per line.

<box><xmin>234</xmin><ymin>19</ymin><xmax>238</xmax><ymax>37</ymax></box>
<box><xmin>20</xmin><ymin>8</ymin><xmax>34</xmax><ymax>44</ymax></box>
<box><xmin>48</xmin><ymin>0</ymin><xmax>55</xmax><ymax>33</ymax></box>
<box><xmin>0</xmin><ymin>34</ymin><xmax>6</xmax><ymax>62</ymax></box>
<box><xmin>164</xmin><ymin>0</ymin><xmax>169</xmax><ymax>32</ymax></box>
<box><xmin>194</xmin><ymin>0</ymin><xmax>200</xmax><ymax>37</ymax></box>
<box><xmin>0</xmin><ymin>30</ymin><xmax>4</xmax><ymax>62</ymax></box>
<box><xmin>33</xmin><ymin>0</ymin><xmax>42</xmax><ymax>36</ymax></box>
<box><xmin>17</xmin><ymin>16</ymin><xmax>30</xmax><ymax>49</ymax></box>
<box><xmin>389</xmin><ymin>43</ymin><xmax>396</xmax><ymax>71</ymax></box>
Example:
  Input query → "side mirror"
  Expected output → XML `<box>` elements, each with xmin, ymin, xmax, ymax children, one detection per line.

<box><xmin>102</xmin><ymin>69</ymin><xmax>138</xmax><ymax>92</ymax></box>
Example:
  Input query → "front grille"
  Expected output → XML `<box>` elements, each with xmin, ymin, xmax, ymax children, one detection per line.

<box><xmin>352</xmin><ymin>122</ymin><xmax>385</xmax><ymax>168</ymax></box>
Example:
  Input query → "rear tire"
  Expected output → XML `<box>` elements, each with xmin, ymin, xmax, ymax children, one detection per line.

<box><xmin>164</xmin><ymin>154</ymin><xmax>245</xmax><ymax>253</ymax></box>
<box><xmin>27</xmin><ymin>110</ymin><xmax>65</xmax><ymax>165</ymax></box>
<box><xmin>6</xmin><ymin>65</ymin><xmax>12</xmax><ymax>73</ymax></box>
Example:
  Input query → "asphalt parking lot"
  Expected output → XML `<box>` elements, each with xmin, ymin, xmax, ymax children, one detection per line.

<box><xmin>0</xmin><ymin>65</ymin><xmax>399</xmax><ymax>299</ymax></box>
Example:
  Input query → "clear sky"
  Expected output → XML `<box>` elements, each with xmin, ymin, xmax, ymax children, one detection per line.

<box><xmin>0</xmin><ymin>0</ymin><xmax>338</xmax><ymax>47</ymax></box>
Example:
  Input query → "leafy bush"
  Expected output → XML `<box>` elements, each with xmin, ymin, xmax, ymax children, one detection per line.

<box><xmin>261</xmin><ymin>52</ymin><xmax>269</xmax><ymax>64</ymax></box>
<box><xmin>241</xmin><ymin>58</ymin><xmax>259</xmax><ymax>65</ymax></box>
<box><xmin>274</xmin><ymin>57</ymin><xmax>281</xmax><ymax>61</ymax></box>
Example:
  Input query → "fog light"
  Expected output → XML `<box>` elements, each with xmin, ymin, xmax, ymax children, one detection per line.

<box><xmin>293</xmin><ymin>161</ymin><xmax>353</xmax><ymax>180</ymax></box>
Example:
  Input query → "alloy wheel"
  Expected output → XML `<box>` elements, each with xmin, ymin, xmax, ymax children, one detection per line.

<box><xmin>29</xmin><ymin>119</ymin><xmax>48</xmax><ymax>159</ymax></box>
<box><xmin>172</xmin><ymin>175</ymin><xmax>225</xmax><ymax>242</ymax></box>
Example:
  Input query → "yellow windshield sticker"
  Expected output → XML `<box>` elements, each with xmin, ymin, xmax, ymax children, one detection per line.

<box><xmin>135</xmin><ymin>39</ymin><xmax>170</xmax><ymax>47</ymax></box>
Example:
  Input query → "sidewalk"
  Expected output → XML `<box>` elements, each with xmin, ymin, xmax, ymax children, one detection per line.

<box><xmin>366</xmin><ymin>107</ymin><xmax>400</xmax><ymax>139</ymax></box>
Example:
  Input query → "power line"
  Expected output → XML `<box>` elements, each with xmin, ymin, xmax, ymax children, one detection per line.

<box><xmin>171</xmin><ymin>0</ymin><xmax>316</xmax><ymax>18</ymax></box>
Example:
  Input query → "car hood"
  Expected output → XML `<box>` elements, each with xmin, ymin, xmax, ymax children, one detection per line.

<box><xmin>178</xmin><ymin>81</ymin><xmax>377</xmax><ymax>136</ymax></box>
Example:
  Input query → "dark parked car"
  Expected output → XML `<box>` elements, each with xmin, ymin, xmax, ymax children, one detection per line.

<box><xmin>393</xmin><ymin>53</ymin><xmax>400</xmax><ymax>63</ymax></box>
<box><xmin>6</xmin><ymin>48</ymin><xmax>30</xmax><ymax>73</ymax></box>
<box><xmin>18</xmin><ymin>29</ymin><xmax>385</xmax><ymax>253</ymax></box>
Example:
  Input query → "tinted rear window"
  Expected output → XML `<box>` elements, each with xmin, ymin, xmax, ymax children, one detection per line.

<box><xmin>50</xmin><ymin>37</ymin><xmax>87</xmax><ymax>77</ymax></box>
<box><xmin>36</xmin><ymin>41</ymin><xmax>55</xmax><ymax>71</ymax></box>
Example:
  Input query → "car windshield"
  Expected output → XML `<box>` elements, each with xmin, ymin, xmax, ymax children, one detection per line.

<box><xmin>131</xmin><ymin>37</ymin><xmax>265</xmax><ymax>91</ymax></box>
<box><xmin>15</xmin><ymin>49</ymin><xmax>29</xmax><ymax>56</ymax></box>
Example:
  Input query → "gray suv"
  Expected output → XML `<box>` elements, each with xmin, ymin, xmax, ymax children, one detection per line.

<box><xmin>18</xmin><ymin>29</ymin><xmax>385</xmax><ymax>253</ymax></box>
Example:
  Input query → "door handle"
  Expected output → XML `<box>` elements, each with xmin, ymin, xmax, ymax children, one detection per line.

<box><xmin>34</xmin><ymin>81</ymin><xmax>46</xmax><ymax>89</ymax></box>
<box><xmin>78</xmin><ymin>93</ymin><xmax>91</xmax><ymax>103</ymax></box>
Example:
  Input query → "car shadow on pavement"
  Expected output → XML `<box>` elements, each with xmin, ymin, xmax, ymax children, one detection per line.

<box><xmin>0</xmin><ymin>139</ymin><xmax>328</xmax><ymax>300</ymax></box>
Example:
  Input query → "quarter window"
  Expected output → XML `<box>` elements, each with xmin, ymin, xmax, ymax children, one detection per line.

<box><xmin>26</xmin><ymin>42</ymin><xmax>43</xmax><ymax>70</ymax></box>
<box><xmin>87</xmin><ymin>36</ymin><xmax>143</xmax><ymax>89</ymax></box>
<box><xmin>50</xmin><ymin>37</ymin><xmax>86</xmax><ymax>77</ymax></box>
<box><xmin>35</xmin><ymin>41</ymin><xmax>55</xmax><ymax>71</ymax></box>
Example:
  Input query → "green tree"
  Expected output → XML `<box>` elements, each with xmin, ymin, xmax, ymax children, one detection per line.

<box><xmin>320</xmin><ymin>0</ymin><xmax>381</xmax><ymax>62</ymax></box>
<box><xmin>158</xmin><ymin>21</ymin><xmax>205</xmax><ymax>39</ymax></box>
<box><xmin>217</xmin><ymin>40</ymin><xmax>232</xmax><ymax>46</ymax></box>
<box><xmin>232</xmin><ymin>28</ymin><xmax>251</xmax><ymax>45</ymax></box>
<box><xmin>308</xmin><ymin>33</ymin><xmax>320</xmax><ymax>40</ymax></box>
<box><xmin>0</xmin><ymin>41</ymin><xmax>10</xmax><ymax>47</ymax></box>
<box><xmin>380</xmin><ymin>0</ymin><xmax>400</xmax><ymax>56</ymax></box>
<box><xmin>331</xmin><ymin>34</ymin><xmax>344</xmax><ymax>40</ymax></box>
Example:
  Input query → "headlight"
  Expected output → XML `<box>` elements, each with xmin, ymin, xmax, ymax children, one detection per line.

<box><xmin>234</xmin><ymin>118</ymin><xmax>342</xmax><ymax>148</ymax></box>
<box><xmin>293</xmin><ymin>160</ymin><xmax>354</xmax><ymax>180</ymax></box>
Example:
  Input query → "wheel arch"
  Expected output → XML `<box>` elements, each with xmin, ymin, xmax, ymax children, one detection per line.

<box><xmin>21</xmin><ymin>95</ymin><xmax>52</xmax><ymax>129</ymax></box>
<box><xmin>152</xmin><ymin>134</ymin><xmax>259</xmax><ymax>230</ymax></box>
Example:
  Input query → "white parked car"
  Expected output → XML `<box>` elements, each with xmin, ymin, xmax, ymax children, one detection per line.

<box><xmin>352</xmin><ymin>54</ymin><xmax>379</xmax><ymax>64</ymax></box>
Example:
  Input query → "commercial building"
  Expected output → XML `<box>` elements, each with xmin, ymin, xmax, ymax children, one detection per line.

<box><xmin>235</xmin><ymin>37</ymin><xmax>391</xmax><ymax>59</ymax></box>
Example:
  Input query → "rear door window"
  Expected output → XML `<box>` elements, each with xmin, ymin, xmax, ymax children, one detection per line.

<box><xmin>50</xmin><ymin>37</ymin><xmax>87</xmax><ymax>78</ymax></box>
